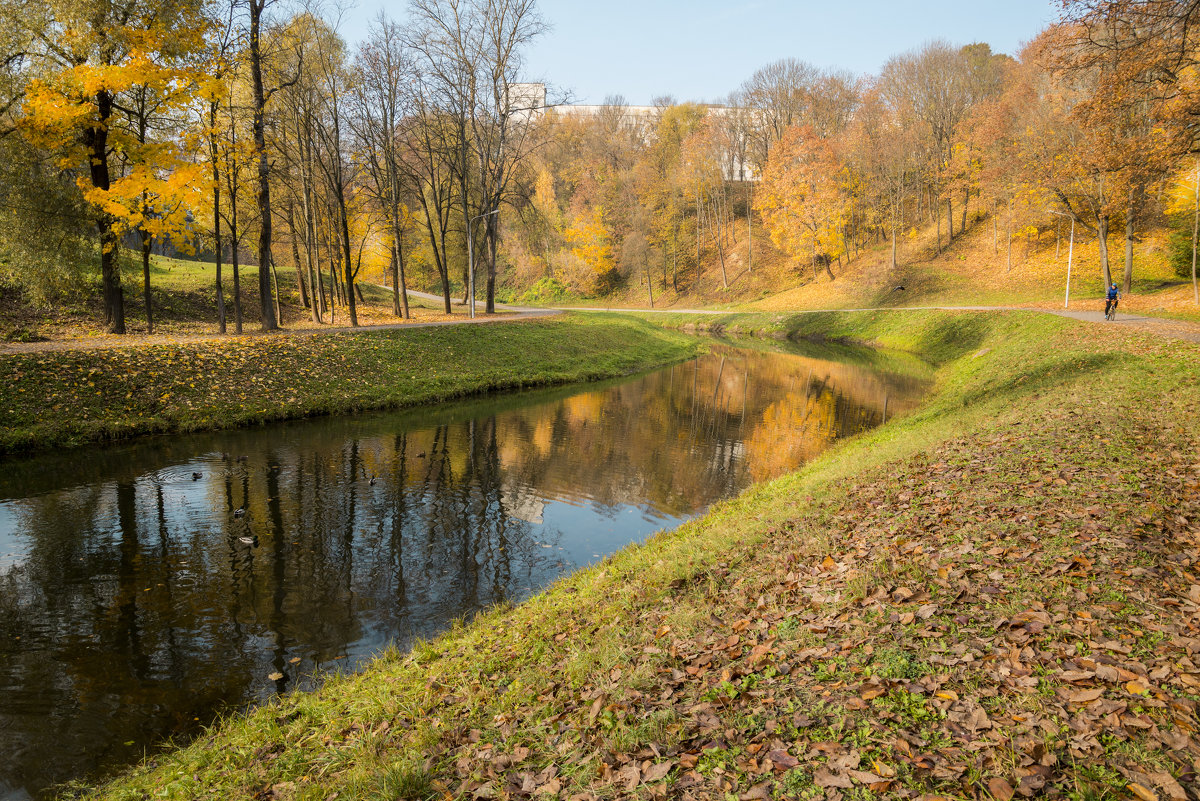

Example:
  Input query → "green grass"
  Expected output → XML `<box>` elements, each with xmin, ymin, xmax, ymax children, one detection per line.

<box><xmin>0</xmin><ymin>314</ymin><xmax>699</xmax><ymax>455</ymax></box>
<box><xmin>73</xmin><ymin>309</ymin><xmax>1200</xmax><ymax>801</ymax></box>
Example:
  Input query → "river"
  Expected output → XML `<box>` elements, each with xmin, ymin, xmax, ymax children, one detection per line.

<box><xmin>0</xmin><ymin>338</ymin><xmax>928</xmax><ymax>798</ymax></box>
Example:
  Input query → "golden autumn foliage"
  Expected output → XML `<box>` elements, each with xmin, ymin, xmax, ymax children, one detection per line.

<box><xmin>755</xmin><ymin>127</ymin><xmax>848</xmax><ymax>275</ymax></box>
<box><xmin>564</xmin><ymin>206</ymin><xmax>617</xmax><ymax>290</ymax></box>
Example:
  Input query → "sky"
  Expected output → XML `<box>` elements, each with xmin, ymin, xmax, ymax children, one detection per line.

<box><xmin>345</xmin><ymin>0</ymin><xmax>1060</xmax><ymax>105</ymax></box>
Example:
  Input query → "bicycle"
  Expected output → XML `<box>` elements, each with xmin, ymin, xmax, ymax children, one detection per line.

<box><xmin>1104</xmin><ymin>299</ymin><xmax>1118</xmax><ymax>321</ymax></box>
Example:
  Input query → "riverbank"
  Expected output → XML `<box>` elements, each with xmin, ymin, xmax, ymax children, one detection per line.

<box><xmin>82</xmin><ymin>309</ymin><xmax>1199</xmax><ymax>801</ymax></box>
<box><xmin>0</xmin><ymin>315</ymin><xmax>698</xmax><ymax>456</ymax></box>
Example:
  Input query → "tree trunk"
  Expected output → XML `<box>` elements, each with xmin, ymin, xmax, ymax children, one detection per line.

<box><xmin>747</xmin><ymin>183</ymin><xmax>753</xmax><ymax>274</ymax></box>
<box><xmin>87</xmin><ymin>89</ymin><xmax>125</xmax><ymax>333</ymax></box>
<box><xmin>645</xmin><ymin>260</ymin><xmax>654</xmax><ymax>308</ymax></box>
<box><xmin>338</xmin><ymin>191</ymin><xmax>357</xmax><ymax>327</ymax></box>
<box><xmin>287</xmin><ymin>206</ymin><xmax>310</xmax><ymax>309</ymax></box>
<box><xmin>992</xmin><ymin>198</ymin><xmax>998</xmax><ymax>254</ymax></box>
<box><xmin>1006</xmin><ymin>198</ymin><xmax>1013</xmax><ymax>272</ymax></box>
<box><xmin>713</xmin><ymin>197</ymin><xmax>728</xmax><ymax>288</ymax></box>
<box><xmin>389</xmin><ymin>248</ymin><xmax>401</xmax><ymax>316</ymax></box>
<box><xmin>231</xmin><ymin>240</ymin><xmax>243</xmax><ymax>334</ymax></box>
<box><xmin>672</xmin><ymin>226</ymin><xmax>678</xmax><ymax>292</ymax></box>
<box><xmin>935</xmin><ymin>193</ymin><xmax>942</xmax><ymax>251</ymax></box>
<box><xmin>1193</xmin><ymin>158</ymin><xmax>1199</xmax><ymax>306</ymax></box>
<box><xmin>1098</xmin><ymin>213</ymin><xmax>1112</xmax><ymax>288</ymax></box>
<box><xmin>947</xmin><ymin>196</ymin><xmax>953</xmax><ymax>242</ymax></box>
<box><xmin>249</xmin><ymin>0</ymin><xmax>278</xmax><ymax>331</ymax></box>
<box><xmin>210</xmin><ymin>101</ymin><xmax>226</xmax><ymax>334</ymax></box>
<box><xmin>269</xmin><ymin>256</ymin><xmax>283</xmax><ymax>325</ymax></box>
<box><xmin>890</xmin><ymin>206</ymin><xmax>897</xmax><ymax>270</ymax></box>
<box><xmin>141</xmin><ymin>226</ymin><xmax>153</xmax><ymax>334</ymax></box>
<box><xmin>485</xmin><ymin>217</ymin><xmax>498</xmax><ymax>314</ymax></box>
<box><xmin>398</xmin><ymin>228</ymin><xmax>410</xmax><ymax>319</ymax></box>
<box><xmin>1123</xmin><ymin>204</ymin><xmax>1134</xmax><ymax>295</ymax></box>
<box><xmin>961</xmin><ymin>188</ymin><xmax>969</xmax><ymax>233</ymax></box>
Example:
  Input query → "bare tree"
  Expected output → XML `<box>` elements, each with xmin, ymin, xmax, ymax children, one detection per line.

<box><xmin>353</xmin><ymin>13</ymin><xmax>415</xmax><ymax>319</ymax></box>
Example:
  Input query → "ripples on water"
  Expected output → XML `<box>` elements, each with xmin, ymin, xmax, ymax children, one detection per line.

<box><xmin>0</xmin><ymin>340</ymin><xmax>928</xmax><ymax>797</ymax></box>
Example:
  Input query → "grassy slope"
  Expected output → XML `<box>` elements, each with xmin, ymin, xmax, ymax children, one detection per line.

<box><xmin>0</xmin><ymin>314</ymin><xmax>698</xmax><ymax>455</ymax></box>
<box><xmin>541</xmin><ymin>208</ymin><xmax>1200</xmax><ymax>322</ymax></box>
<box><xmin>0</xmin><ymin>255</ymin><xmax>458</xmax><ymax>342</ymax></box>
<box><xmin>82</xmin><ymin>310</ymin><xmax>1200</xmax><ymax>801</ymax></box>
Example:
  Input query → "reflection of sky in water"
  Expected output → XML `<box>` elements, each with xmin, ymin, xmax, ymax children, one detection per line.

<box><xmin>0</xmin><ymin>341</ymin><xmax>930</xmax><ymax>798</ymax></box>
<box><xmin>540</xmin><ymin>499</ymin><xmax>685</xmax><ymax>572</ymax></box>
<box><xmin>0</xmin><ymin>503</ymin><xmax>22</xmax><ymax>572</ymax></box>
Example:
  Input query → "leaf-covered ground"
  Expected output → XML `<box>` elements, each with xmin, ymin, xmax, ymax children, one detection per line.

<box><xmin>84</xmin><ymin>311</ymin><xmax>1200</xmax><ymax>801</ymax></box>
<box><xmin>0</xmin><ymin>314</ymin><xmax>697</xmax><ymax>455</ymax></box>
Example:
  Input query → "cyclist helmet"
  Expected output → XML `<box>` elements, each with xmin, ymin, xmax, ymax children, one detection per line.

<box><xmin>1111</xmin><ymin>283</ymin><xmax>1118</xmax><ymax>289</ymax></box>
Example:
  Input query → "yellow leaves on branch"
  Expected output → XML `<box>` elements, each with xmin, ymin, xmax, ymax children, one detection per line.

<box><xmin>564</xmin><ymin>207</ymin><xmax>616</xmax><ymax>276</ymax></box>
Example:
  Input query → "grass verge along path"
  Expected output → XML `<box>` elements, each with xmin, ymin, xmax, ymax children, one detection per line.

<box><xmin>84</xmin><ymin>310</ymin><xmax>1200</xmax><ymax>801</ymax></box>
<box><xmin>0</xmin><ymin>314</ymin><xmax>697</xmax><ymax>456</ymax></box>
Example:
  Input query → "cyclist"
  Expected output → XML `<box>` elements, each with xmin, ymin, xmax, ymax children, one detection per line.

<box><xmin>1104</xmin><ymin>283</ymin><xmax>1120</xmax><ymax>319</ymax></box>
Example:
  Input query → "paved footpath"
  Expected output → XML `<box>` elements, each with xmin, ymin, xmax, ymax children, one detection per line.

<box><xmin>562</xmin><ymin>304</ymin><xmax>1200</xmax><ymax>345</ymax></box>
<box><xmin>3</xmin><ymin>297</ymin><xmax>1198</xmax><ymax>355</ymax></box>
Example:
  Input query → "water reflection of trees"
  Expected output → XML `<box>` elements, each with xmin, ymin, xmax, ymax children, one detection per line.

<box><xmin>0</xmin><ymin>342</ymin><xmax>926</xmax><ymax>797</ymax></box>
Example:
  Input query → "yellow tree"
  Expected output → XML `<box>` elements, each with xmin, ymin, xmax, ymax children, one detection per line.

<box><xmin>563</xmin><ymin>206</ymin><xmax>617</xmax><ymax>293</ymax></box>
<box><xmin>15</xmin><ymin>0</ymin><xmax>208</xmax><ymax>333</ymax></box>
<box><xmin>755</xmin><ymin>126</ymin><xmax>846</xmax><ymax>281</ymax></box>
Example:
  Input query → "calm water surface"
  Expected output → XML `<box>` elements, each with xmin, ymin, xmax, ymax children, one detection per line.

<box><xmin>0</xmin><ymin>340</ymin><xmax>928</xmax><ymax>798</ymax></box>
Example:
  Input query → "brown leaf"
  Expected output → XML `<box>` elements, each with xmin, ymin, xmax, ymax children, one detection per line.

<box><xmin>535</xmin><ymin>778</ymin><xmax>561</xmax><ymax>796</ymax></box>
<box><xmin>767</xmin><ymin>749</ymin><xmax>799</xmax><ymax>769</ymax></box>
<box><xmin>738</xmin><ymin>781</ymin><xmax>772</xmax><ymax>801</ymax></box>
<box><xmin>267</xmin><ymin>672</ymin><xmax>284</xmax><ymax>681</ymax></box>
<box><xmin>587</xmin><ymin>697</ymin><xmax>603</xmax><ymax>725</ymax></box>
<box><xmin>814</xmin><ymin>767</ymin><xmax>852</xmax><ymax>789</ymax></box>
<box><xmin>1068</xmin><ymin>688</ymin><xmax>1104</xmax><ymax>703</ymax></box>
<box><xmin>1149</xmin><ymin>773</ymin><xmax>1187</xmax><ymax>801</ymax></box>
<box><xmin>1127</xmin><ymin>783</ymin><xmax>1158</xmax><ymax>801</ymax></box>
<box><xmin>1125</xmin><ymin>680</ymin><xmax>1149</xmax><ymax>695</ymax></box>
<box><xmin>642</xmin><ymin>761</ymin><xmax>674</xmax><ymax>783</ymax></box>
<box><xmin>848</xmin><ymin>770</ymin><xmax>884</xmax><ymax>784</ymax></box>
<box><xmin>618</xmin><ymin>764</ymin><xmax>641</xmax><ymax>793</ymax></box>
<box><xmin>987</xmin><ymin>777</ymin><xmax>1014</xmax><ymax>801</ymax></box>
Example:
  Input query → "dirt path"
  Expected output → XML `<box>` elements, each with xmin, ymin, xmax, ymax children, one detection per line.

<box><xmin>563</xmin><ymin>304</ymin><xmax>1200</xmax><ymax>343</ymax></box>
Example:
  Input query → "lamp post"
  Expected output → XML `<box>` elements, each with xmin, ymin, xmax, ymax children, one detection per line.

<box><xmin>1048</xmin><ymin>210</ymin><xmax>1076</xmax><ymax>309</ymax></box>
<box><xmin>467</xmin><ymin>208</ymin><xmax>500</xmax><ymax>319</ymax></box>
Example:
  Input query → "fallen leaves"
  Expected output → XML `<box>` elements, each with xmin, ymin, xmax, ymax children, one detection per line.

<box><xmin>986</xmin><ymin>777</ymin><xmax>1015</xmax><ymax>801</ymax></box>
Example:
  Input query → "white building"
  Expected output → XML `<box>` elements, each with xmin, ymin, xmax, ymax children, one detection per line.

<box><xmin>508</xmin><ymin>83</ymin><xmax>758</xmax><ymax>181</ymax></box>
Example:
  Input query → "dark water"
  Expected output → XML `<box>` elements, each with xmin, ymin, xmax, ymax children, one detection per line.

<box><xmin>0</xmin><ymin>340</ymin><xmax>928</xmax><ymax>798</ymax></box>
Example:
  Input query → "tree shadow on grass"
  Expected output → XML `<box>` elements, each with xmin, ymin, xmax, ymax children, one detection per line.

<box><xmin>950</xmin><ymin>351</ymin><xmax>1122</xmax><ymax>413</ymax></box>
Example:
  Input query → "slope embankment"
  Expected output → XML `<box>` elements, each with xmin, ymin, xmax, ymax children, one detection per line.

<box><xmin>86</xmin><ymin>310</ymin><xmax>1200</xmax><ymax>801</ymax></box>
<box><xmin>0</xmin><ymin>314</ymin><xmax>697</xmax><ymax>456</ymax></box>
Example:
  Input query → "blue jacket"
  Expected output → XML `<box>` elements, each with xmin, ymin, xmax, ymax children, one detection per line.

<box><xmin>1106</xmin><ymin>286</ymin><xmax>1120</xmax><ymax>300</ymax></box>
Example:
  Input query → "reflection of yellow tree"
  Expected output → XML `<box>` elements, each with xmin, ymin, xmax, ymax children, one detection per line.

<box><xmin>745</xmin><ymin>390</ymin><xmax>839</xmax><ymax>482</ymax></box>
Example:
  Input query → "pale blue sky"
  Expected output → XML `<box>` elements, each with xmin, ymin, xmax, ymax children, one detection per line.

<box><xmin>347</xmin><ymin>0</ymin><xmax>1059</xmax><ymax>104</ymax></box>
